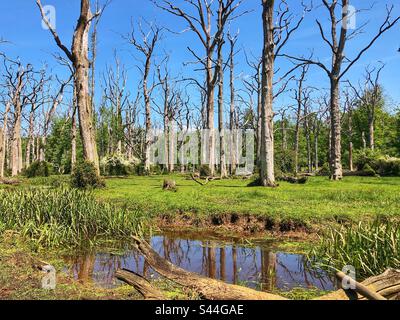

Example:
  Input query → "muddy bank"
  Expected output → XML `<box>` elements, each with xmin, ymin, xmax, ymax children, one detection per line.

<box><xmin>156</xmin><ymin>213</ymin><xmax>317</xmax><ymax>239</ymax></box>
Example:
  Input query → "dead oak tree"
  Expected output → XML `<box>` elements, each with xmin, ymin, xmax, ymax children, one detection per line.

<box><xmin>259</xmin><ymin>0</ymin><xmax>307</xmax><ymax>187</ymax></box>
<box><xmin>126</xmin><ymin>20</ymin><xmax>162</xmax><ymax>173</ymax></box>
<box><xmin>155</xmin><ymin>0</ymin><xmax>246</xmax><ymax>176</ymax></box>
<box><xmin>36</xmin><ymin>0</ymin><xmax>103</xmax><ymax>174</ymax></box>
<box><xmin>283</xmin><ymin>0</ymin><xmax>400</xmax><ymax>180</ymax></box>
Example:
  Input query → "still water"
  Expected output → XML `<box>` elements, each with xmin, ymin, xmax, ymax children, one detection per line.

<box><xmin>66</xmin><ymin>232</ymin><xmax>337</xmax><ymax>293</ymax></box>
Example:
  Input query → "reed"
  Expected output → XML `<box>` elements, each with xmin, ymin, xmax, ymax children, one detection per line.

<box><xmin>310</xmin><ymin>218</ymin><xmax>400</xmax><ymax>279</ymax></box>
<box><xmin>0</xmin><ymin>187</ymin><xmax>146</xmax><ymax>248</ymax></box>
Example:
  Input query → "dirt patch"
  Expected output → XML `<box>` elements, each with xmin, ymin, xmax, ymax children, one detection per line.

<box><xmin>156</xmin><ymin>213</ymin><xmax>314</xmax><ymax>240</ymax></box>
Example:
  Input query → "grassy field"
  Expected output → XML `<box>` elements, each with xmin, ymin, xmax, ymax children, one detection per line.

<box><xmin>94</xmin><ymin>175</ymin><xmax>400</xmax><ymax>225</ymax></box>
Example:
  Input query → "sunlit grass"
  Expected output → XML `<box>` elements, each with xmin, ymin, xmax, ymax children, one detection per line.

<box><xmin>309</xmin><ymin>218</ymin><xmax>400</xmax><ymax>279</ymax></box>
<box><xmin>0</xmin><ymin>187</ymin><xmax>146</xmax><ymax>248</ymax></box>
<box><xmin>94</xmin><ymin>175</ymin><xmax>400</xmax><ymax>224</ymax></box>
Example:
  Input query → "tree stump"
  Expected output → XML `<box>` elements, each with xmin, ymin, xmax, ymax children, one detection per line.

<box><xmin>163</xmin><ymin>179</ymin><xmax>177</xmax><ymax>192</ymax></box>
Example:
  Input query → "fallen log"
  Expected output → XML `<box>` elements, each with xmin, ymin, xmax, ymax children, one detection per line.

<box><xmin>318</xmin><ymin>269</ymin><xmax>400</xmax><ymax>300</ymax></box>
<box><xmin>190</xmin><ymin>174</ymin><xmax>221</xmax><ymax>187</ymax></box>
<box><xmin>335</xmin><ymin>271</ymin><xmax>386</xmax><ymax>300</ymax></box>
<box><xmin>129</xmin><ymin>237</ymin><xmax>400</xmax><ymax>300</ymax></box>
<box><xmin>116</xmin><ymin>269</ymin><xmax>167</xmax><ymax>300</ymax></box>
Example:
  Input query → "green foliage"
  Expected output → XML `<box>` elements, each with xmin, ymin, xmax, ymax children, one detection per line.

<box><xmin>100</xmin><ymin>154</ymin><xmax>133</xmax><ymax>176</ymax></box>
<box><xmin>361</xmin><ymin>164</ymin><xmax>377</xmax><ymax>177</ymax></box>
<box><xmin>354</xmin><ymin>149</ymin><xmax>400</xmax><ymax>176</ymax></box>
<box><xmin>310</xmin><ymin>218</ymin><xmax>400</xmax><ymax>279</ymax></box>
<box><xmin>24</xmin><ymin>161</ymin><xmax>52</xmax><ymax>178</ymax></box>
<box><xmin>46</xmin><ymin>117</ymin><xmax>82</xmax><ymax>174</ymax></box>
<box><xmin>71</xmin><ymin>161</ymin><xmax>105</xmax><ymax>189</ymax></box>
<box><xmin>0</xmin><ymin>188</ymin><xmax>145</xmax><ymax>248</ymax></box>
<box><xmin>354</xmin><ymin>149</ymin><xmax>381</xmax><ymax>171</ymax></box>
<box><xmin>375</xmin><ymin>156</ymin><xmax>400</xmax><ymax>176</ymax></box>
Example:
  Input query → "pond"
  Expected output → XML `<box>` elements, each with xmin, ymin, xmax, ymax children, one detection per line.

<box><xmin>65</xmin><ymin>231</ymin><xmax>337</xmax><ymax>293</ymax></box>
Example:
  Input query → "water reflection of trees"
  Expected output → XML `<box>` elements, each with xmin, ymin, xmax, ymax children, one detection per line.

<box><xmin>70</xmin><ymin>235</ymin><xmax>336</xmax><ymax>292</ymax></box>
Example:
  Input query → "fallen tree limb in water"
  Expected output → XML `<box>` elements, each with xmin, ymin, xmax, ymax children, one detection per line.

<box><xmin>131</xmin><ymin>236</ymin><xmax>287</xmax><ymax>300</ymax></box>
<box><xmin>116</xmin><ymin>269</ymin><xmax>167</xmax><ymax>300</ymax></box>
<box><xmin>125</xmin><ymin>237</ymin><xmax>400</xmax><ymax>300</ymax></box>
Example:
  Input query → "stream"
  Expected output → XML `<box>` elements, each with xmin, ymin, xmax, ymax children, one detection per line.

<box><xmin>65</xmin><ymin>232</ymin><xmax>337</xmax><ymax>293</ymax></box>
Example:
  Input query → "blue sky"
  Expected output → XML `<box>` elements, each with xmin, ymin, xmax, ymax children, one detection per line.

<box><xmin>1</xmin><ymin>0</ymin><xmax>399</xmax><ymax>123</ymax></box>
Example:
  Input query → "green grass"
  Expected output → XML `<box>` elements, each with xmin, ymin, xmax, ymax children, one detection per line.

<box><xmin>0</xmin><ymin>187</ymin><xmax>146</xmax><ymax>248</ymax></box>
<box><xmin>310</xmin><ymin>218</ymin><xmax>400</xmax><ymax>279</ymax></box>
<box><xmin>93</xmin><ymin>175</ymin><xmax>400</xmax><ymax>225</ymax></box>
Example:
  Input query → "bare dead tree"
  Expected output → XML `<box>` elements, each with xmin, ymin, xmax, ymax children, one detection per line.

<box><xmin>282</xmin><ymin>1</ymin><xmax>400</xmax><ymax>180</ymax></box>
<box><xmin>227</xmin><ymin>30</ymin><xmax>239</xmax><ymax>175</ymax></box>
<box><xmin>25</xmin><ymin>69</ymin><xmax>47</xmax><ymax>168</ymax></box>
<box><xmin>342</xmin><ymin>88</ymin><xmax>356</xmax><ymax>171</ymax></box>
<box><xmin>154</xmin><ymin>0</ymin><xmax>247</xmax><ymax>176</ymax></box>
<box><xmin>347</xmin><ymin>63</ymin><xmax>385</xmax><ymax>151</ymax></box>
<box><xmin>36</xmin><ymin>0</ymin><xmax>104</xmax><ymax>174</ymax></box>
<box><xmin>1</xmin><ymin>55</ymin><xmax>35</xmax><ymax>176</ymax></box>
<box><xmin>292</xmin><ymin>65</ymin><xmax>310</xmax><ymax>175</ymax></box>
<box><xmin>103</xmin><ymin>53</ymin><xmax>129</xmax><ymax>154</ymax></box>
<box><xmin>259</xmin><ymin>0</ymin><xmax>307</xmax><ymax>187</ymax></box>
<box><xmin>153</xmin><ymin>57</ymin><xmax>179</xmax><ymax>172</ymax></box>
<box><xmin>126</xmin><ymin>20</ymin><xmax>162</xmax><ymax>172</ymax></box>
<box><xmin>0</xmin><ymin>98</ymin><xmax>10</xmax><ymax>178</ymax></box>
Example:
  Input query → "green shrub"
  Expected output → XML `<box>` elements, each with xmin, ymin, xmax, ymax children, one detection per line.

<box><xmin>199</xmin><ymin>165</ymin><xmax>211</xmax><ymax>177</ymax></box>
<box><xmin>100</xmin><ymin>154</ymin><xmax>132</xmax><ymax>176</ymax></box>
<box><xmin>24</xmin><ymin>161</ymin><xmax>52</xmax><ymax>178</ymax></box>
<box><xmin>71</xmin><ymin>161</ymin><xmax>105</xmax><ymax>189</ymax></box>
<box><xmin>375</xmin><ymin>156</ymin><xmax>400</xmax><ymax>176</ymax></box>
<box><xmin>354</xmin><ymin>149</ymin><xmax>381</xmax><ymax>171</ymax></box>
<box><xmin>354</xmin><ymin>150</ymin><xmax>400</xmax><ymax>176</ymax></box>
<box><xmin>361</xmin><ymin>164</ymin><xmax>377</xmax><ymax>177</ymax></box>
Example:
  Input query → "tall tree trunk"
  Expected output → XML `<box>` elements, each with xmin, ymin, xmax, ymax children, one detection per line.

<box><xmin>304</xmin><ymin>108</ymin><xmax>312</xmax><ymax>173</ymax></box>
<box><xmin>71</xmin><ymin>106</ymin><xmax>77</xmax><ymax>172</ymax></box>
<box><xmin>348</xmin><ymin>107</ymin><xmax>354</xmax><ymax>171</ymax></box>
<box><xmin>206</xmin><ymin>57</ymin><xmax>216</xmax><ymax>176</ymax></box>
<box><xmin>368</xmin><ymin>114</ymin><xmax>375</xmax><ymax>151</ymax></box>
<box><xmin>260</xmin><ymin>0</ymin><xmax>276</xmax><ymax>187</ymax></box>
<box><xmin>330</xmin><ymin>78</ymin><xmax>343</xmax><ymax>180</ymax></box>
<box><xmin>25</xmin><ymin>108</ymin><xmax>35</xmax><ymax>168</ymax></box>
<box><xmin>11</xmin><ymin>101</ymin><xmax>22</xmax><ymax>177</ymax></box>
<box><xmin>217</xmin><ymin>40</ymin><xmax>227</xmax><ymax>178</ymax></box>
<box><xmin>0</xmin><ymin>102</ymin><xmax>10</xmax><ymax>178</ymax></box>
<box><xmin>294</xmin><ymin>104</ymin><xmax>301</xmax><ymax>175</ymax></box>
<box><xmin>72</xmin><ymin>1</ymin><xmax>100</xmax><ymax>173</ymax></box>
<box><xmin>229</xmin><ymin>42</ymin><xmax>237</xmax><ymax>175</ymax></box>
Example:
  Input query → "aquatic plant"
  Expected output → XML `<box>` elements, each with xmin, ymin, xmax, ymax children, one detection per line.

<box><xmin>0</xmin><ymin>188</ymin><xmax>146</xmax><ymax>248</ymax></box>
<box><xmin>309</xmin><ymin>218</ymin><xmax>400</xmax><ymax>279</ymax></box>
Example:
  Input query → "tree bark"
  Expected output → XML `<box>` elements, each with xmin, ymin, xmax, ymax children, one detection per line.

<box><xmin>0</xmin><ymin>102</ymin><xmax>10</xmax><ymax>178</ymax></box>
<box><xmin>217</xmin><ymin>35</ymin><xmax>227</xmax><ymax>178</ymax></box>
<box><xmin>330</xmin><ymin>78</ymin><xmax>343</xmax><ymax>180</ymax></box>
<box><xmin>260</xmin><ymin>0</ymin><xmax>276</xmax><ymax>187</ymax></box>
